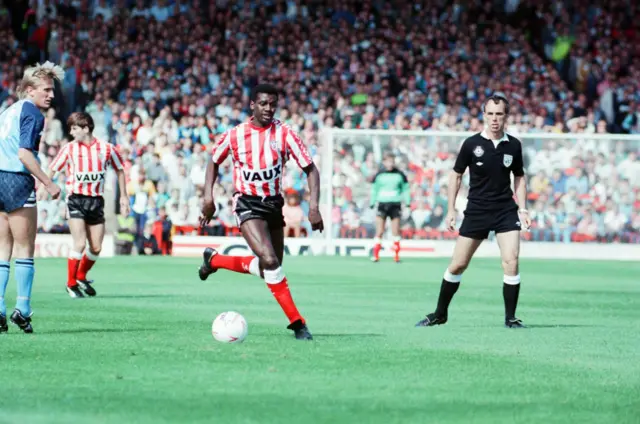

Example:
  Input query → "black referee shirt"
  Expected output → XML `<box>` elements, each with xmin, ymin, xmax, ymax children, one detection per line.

<box><xmin>453</xmin><ymin>131</ymin><xmax>524</xmax><ymax>208</ymax></box>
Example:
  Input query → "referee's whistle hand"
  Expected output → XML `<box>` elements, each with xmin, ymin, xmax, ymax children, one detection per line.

<box><xmin>446</xmin><ymin>211</ymin><xmax>457</xmax><ymax>232</ymax></box>
<box><xmin>518</xmin><ymin>210</ymin><xmax>532</xmax><ymax>230</ymax></box>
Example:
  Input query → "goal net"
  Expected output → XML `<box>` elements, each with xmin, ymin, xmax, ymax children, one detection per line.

<box><xmin>319</xmin><ymin>128</ymin><xmax>640</xmax><ymax>255</ymax></box>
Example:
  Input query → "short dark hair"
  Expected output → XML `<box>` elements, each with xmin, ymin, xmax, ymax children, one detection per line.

<box><xmin>483</xmin><ymin>93</ymin><xmax>510</xmax><ymax>115</ymax></box>
<box><xmin>250</xmin><ymin>83</ymin><xmax>279</xmax><ymax>102</ymax></box>
<box><xmin>67</xmin><ymin>112</ymin><xmax>95</xmax><ymax>133</ymax></box>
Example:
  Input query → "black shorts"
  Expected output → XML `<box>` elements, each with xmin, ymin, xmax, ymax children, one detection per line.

<box><xmin>459</xmin><ymin>203</ymin><xmax>521</xmax><ymax>240</ymax></box>
<box><xmin>67</xmin><ymin>194</ymin><xmax>105</xmax><ymax>225</ymax></box>
<box><xmin>233</xmin><ymin>193</ymin><xmax>285</xmax><ymax>229</ymax></box>
<box><xmin>377</xmin><ymin>202</ymin><xmax>402</xmax><ymax>220</ymax></box>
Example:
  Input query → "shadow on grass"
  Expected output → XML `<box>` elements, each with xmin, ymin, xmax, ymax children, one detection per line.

<box><xmin>97</xmin><ymin>294</ymin><xmax>176</xmax><ymax>299</ymax></box>
<box><xmin>46</xmin><ymin>327</ymin><xmax>160</xmax><ymax>334</ymax></box>
<box><xmin>312</xmin><ymin>333</ymin><xmax>384</xmax><ymax>338</ymax></box>
<box><xmin>454</xmin><ymin>324</ymin><xmax>599</xmax><ymax>329</ymax></box>
<box><xmin>525</xmin><ymin>324</ymin><xmax>599</xmax><ymax>329</ymax></box>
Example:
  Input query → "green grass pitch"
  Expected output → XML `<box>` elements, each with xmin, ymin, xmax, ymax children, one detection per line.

<box><xmin>1</xmin><ymin>256</ymin><xmax>639</xmax><ymax>424</ymax></box>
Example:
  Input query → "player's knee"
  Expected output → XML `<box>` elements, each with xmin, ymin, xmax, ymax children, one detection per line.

<box><xmin>73</xmin><ymin>241</ymin><xmax>85</xmax><ymax>253</ymax></box>
<box><xmin>259</xmin><ymin>254</ymin><xmax>280</xmax><ymax>271</ymax></box>
<box><xmin>502</xmin><ymin>257</ymin><xmax>519</xmax><ymax>275</ymax></box>
<box><xmin>89</xmin><ymin>246</ymin><xmax>101</xmax><ymax>256</ymax></box>
<box><xmin>12</xmin><ymin>242</ymin><xmax>34</xmax><ymax>259</ymax></box>
<box><xmin>448</xmin><ymin>255</ymin><xmax>471</xmax><ymax>274</ymax></box>
<box><xmin>448</xmin><ymin>262</ymin><xmax>468</xmax><ymax>275</ymax></box>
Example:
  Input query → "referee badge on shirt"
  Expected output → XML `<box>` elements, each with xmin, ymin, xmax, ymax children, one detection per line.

<box><xmin>473</xmin><ymin>146</ymin><xmax>484</xmax><ymax>157</ymax></box>
<box><xmin>503</xmin><ymin>154</ymin><xmax>513</xmax><ymax>167</ymax></box>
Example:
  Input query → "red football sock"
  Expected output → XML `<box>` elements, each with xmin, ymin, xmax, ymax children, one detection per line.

<box><xmin>210</xmin><ymin>254</ymin><xmax>254</xmax><ymax>274</ymax></box>
<box><xmin>67</xmin><ymin>257</ymin><xmax>81</xmax><ymax>288</ymax></box>
<box><xmin>264</xmin><ymin>268</ymin><xmax>303</xmax><ymax>324</ymax></box>
<box><xmin>76</xmin><ymin>252</ymin><xmax>98</xmax><ymax>281</ymax></box>
<box><xmin>268</xmin><ymin>279</ymin><xmax>304</xmax><ymax>324</ymax></box>
<box><xmin>373</xmin><ymin>243</ymin><xmax>382</xmax><ymax>260</ymax></box>
<box><xmin>393</xmin><ymin>240</ymin><xmax>401</xmax><ymax>262</ymax></box>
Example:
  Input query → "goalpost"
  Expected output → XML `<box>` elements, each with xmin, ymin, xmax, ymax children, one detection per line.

<box><xmin>318</xmin><ymin>128</ymin><xmax>640</xmax><ymax>260</ymax></box>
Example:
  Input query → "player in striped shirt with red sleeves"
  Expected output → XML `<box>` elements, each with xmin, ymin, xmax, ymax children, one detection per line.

<box><xmin>43</xmin><ymin>112</ymin><xmax>130</xmax><ymax>298</ymax></box>
<box><xmin>199</xmin><ymin>84</ymin><xmax>324</xmax><ymax>341</ymax></box>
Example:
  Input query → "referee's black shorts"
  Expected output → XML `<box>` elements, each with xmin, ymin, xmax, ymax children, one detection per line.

<box><xmin>459</xmin><ymin>202</ymin><xmax>521</xmax><ymax>240</ymax></box>
<box><xmin>233</xmin><ymin>193</ymin><xmax>285</xmax><ymax>229</ymax></box>
<box><xmin>376</xmin><ymin>202</ymin><xmax>402</xmax><ymax>220</ymax></box>
<box><xmin>67</xmin><ymin>194</ymin><xmax>105</xmax><ymax>225</ymax></box>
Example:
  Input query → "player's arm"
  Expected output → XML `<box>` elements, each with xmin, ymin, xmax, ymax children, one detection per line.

<box><xmin>400</xmin><ymin>172</ymin><xmax>411</xmax><ymax>207</ymax></box>
<box><xmin>109</xmin><ymin>146</ymin><xmax>131</xmax><ymax>216</ymax></box>
<box><xmin>285</xmin><ymin>126</ymin><xmax>324</xmax><ymax>232</ymax></box>
<box><xmin>200</xmin><ymin>158</ymin><xmax>221</xmax><ymax>226</ymax></box>
<box><xmin>200</xmin><ymin>132</ymin><xmax>229</xmax><ymax>226</ymax></box>
<box><xmin>513</xmin><ymin>176</ymin><xmax>527</xmax><ymax>210</ymax></box>
<box><xmin>19</xmin><ymin>113</ymin><xmax>60</xmax><ymax>198</ymax></box>
<box><xmin>302</xmin><ymin>163</ymin><xmax>323</xmax><ymax>232</ymax></box>
<box><xmin>39</xmin><ymin>143</ymin><xmax>69</xmax><ymax>200</ymax></box>
<box><xmin>116</xmin><ymin>169</ymin><xmax>129</xmax><ymax>215</ymax></box>
<box><xmin>512</xmin><ymin>143</ymin><xmax>531</xmax><ymax>229</ymax></box>
<box><xmin>37</xmin><ymin>168</ymin><xmax>58</xmax><ymax>201</ymax></box>
<box><xmin>370</xmin><ymin>172</ymin><xmax>380</xmax><ymax>208</ymax></box>
<box><xmin>204</xmin><ymin>159</ymin><xmax>220</xmax><ymax>204</ymax></box>
<box><xmin>447</xmin><ymin>140</ymin><xmax>471</xmax><ymax>230</ymax></box>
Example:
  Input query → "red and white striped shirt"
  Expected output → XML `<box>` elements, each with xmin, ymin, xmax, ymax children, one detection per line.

<box><xmin>49</xmin><ymin>139</ymin><xmax>124</xmax><ymax>197</ymax></box>
<box><xmin>211</xmin><ymin>118</ymin><xmax>313</xmax><ymax>197</ymax></box>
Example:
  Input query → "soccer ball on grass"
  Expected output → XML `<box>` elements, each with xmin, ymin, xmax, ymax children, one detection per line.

<box><xmin>212</xmin><ymin>311</ymin><xmax>248</xmax><ymax>343</ymax></box>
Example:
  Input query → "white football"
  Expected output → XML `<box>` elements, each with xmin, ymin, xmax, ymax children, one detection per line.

<box><xmin>212</xmin><ymin>311</ymin><xmax>248</xmax><ymax>343</ymax></box>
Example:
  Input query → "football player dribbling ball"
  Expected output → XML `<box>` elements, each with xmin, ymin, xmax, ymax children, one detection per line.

<box><xmin>199</xmin><ymin>84</ymin><xmax>324</xmax><ymax>341</ymax></box>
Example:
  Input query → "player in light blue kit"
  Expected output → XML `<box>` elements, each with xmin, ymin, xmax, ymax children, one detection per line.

<box><xmin>0</xmin><ymin>62</ymin><xmax>63</xmax><ymax>333</ymax></box>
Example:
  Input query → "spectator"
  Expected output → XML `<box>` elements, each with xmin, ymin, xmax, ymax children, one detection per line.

<box><xmin>146</xmin><ymin>154</ymin><xmax>167</xmax><ymax>188</ymax></box>
<box><xmin>603</xmin><ymin>204</ymin><xmax>627</xmax><ymax>242</ymax></box>
<box><xmin>115</xmin><ymin>213</ymin><xmax>136</xmax><ymax>255</ymax></box>
<box><xmin>576</xmin><ymin>212</ymin><xmax>598</xmax><ymax>242</ymax></box>
<box><xmin>530</xmin><ymin>201</ymin><xmax>555</xmax><ymax>242</ymax></box>
<box><xmin>4</xmin><ymin>0</ymin><xmax>637</xmax><ymax>247</ymax></box>
<box><xmin>551</xmin><ymin>203</ymin><xmax>575</xmax><ymax>244</ymax></box>
<box><xmin>424</xmin><ymin>205</ymin><xmax>445</xmax><ymax>232</ymax></box>
<box><xmin>283</xmin><ymin>191</ymin><xmax>306</xmax><ymax>238</ymax></box>
<box><xmin>37</xmin><ymin>210</ymin><xmax>52</xmax><ymax>234</ymax></box>
<box><xmin>136</xmin><ymin>222</ymin><xmax>161</xmax><ymax>256</ymax></box>
<box><xmin>154</xmin><ymin>207</ymin><xmax>173</xmax><ymax>255</ymax></box>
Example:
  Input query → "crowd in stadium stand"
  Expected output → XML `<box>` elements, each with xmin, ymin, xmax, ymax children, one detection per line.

<box><xmin>1</xmin><ymin>0</ymin><xmax>639</xmax><ymax>250</ymax></box>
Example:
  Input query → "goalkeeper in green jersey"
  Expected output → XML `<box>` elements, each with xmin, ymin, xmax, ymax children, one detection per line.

<box><xmin>369</xmin><ymin>152</ymin><xmax>411</xmax><ymax>263</ymax></box>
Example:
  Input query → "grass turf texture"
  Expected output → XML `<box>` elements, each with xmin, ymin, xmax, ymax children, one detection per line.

<box><xmin>0</xmin><ymin>256</ymin><xmax>638</xmax><ymax>424</ymax></box>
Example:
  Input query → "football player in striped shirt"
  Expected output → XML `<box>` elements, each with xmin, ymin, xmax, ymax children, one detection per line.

<box><xmin>0</xmin><ymin>62</ymin><xmax>63</xmax><ymax>333</ymax></box>
<box><xmin>199</xmin><ymin>84</ymin><xmax>324</xmax><ymax>341</ymax></box>
<box><xmin>44</xmin><ymin>112</ymin><xmax>129</xmax><ymax>298</ymax></box>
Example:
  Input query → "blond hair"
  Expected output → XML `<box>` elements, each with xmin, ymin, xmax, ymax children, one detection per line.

<box><xmin>17</xmin><ymin>61</ymin><xmax>65</xmax><ymax>100</ymax></box>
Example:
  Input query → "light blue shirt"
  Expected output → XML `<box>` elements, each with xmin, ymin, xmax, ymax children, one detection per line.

<box><xmin>0</xmin><ymin>100</ymin><xmax>44</xmax><ymax>174</ymax></box>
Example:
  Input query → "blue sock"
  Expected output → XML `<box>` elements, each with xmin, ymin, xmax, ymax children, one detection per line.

<box><xmin>0</xmin><ymin>260</ymin><xmax>9</xmax><ymax>316</ymax></box>
<box><xmin>15</xmin><ymin>258</ymin><xmax>34</xmax><ymax>316</ymax></box>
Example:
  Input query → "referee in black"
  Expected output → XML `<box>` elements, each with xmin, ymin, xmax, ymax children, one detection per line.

<box><xmin>416</xmin><ymin>93</ymin><xmax>532</xmax><ymax>328</ymax></box>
